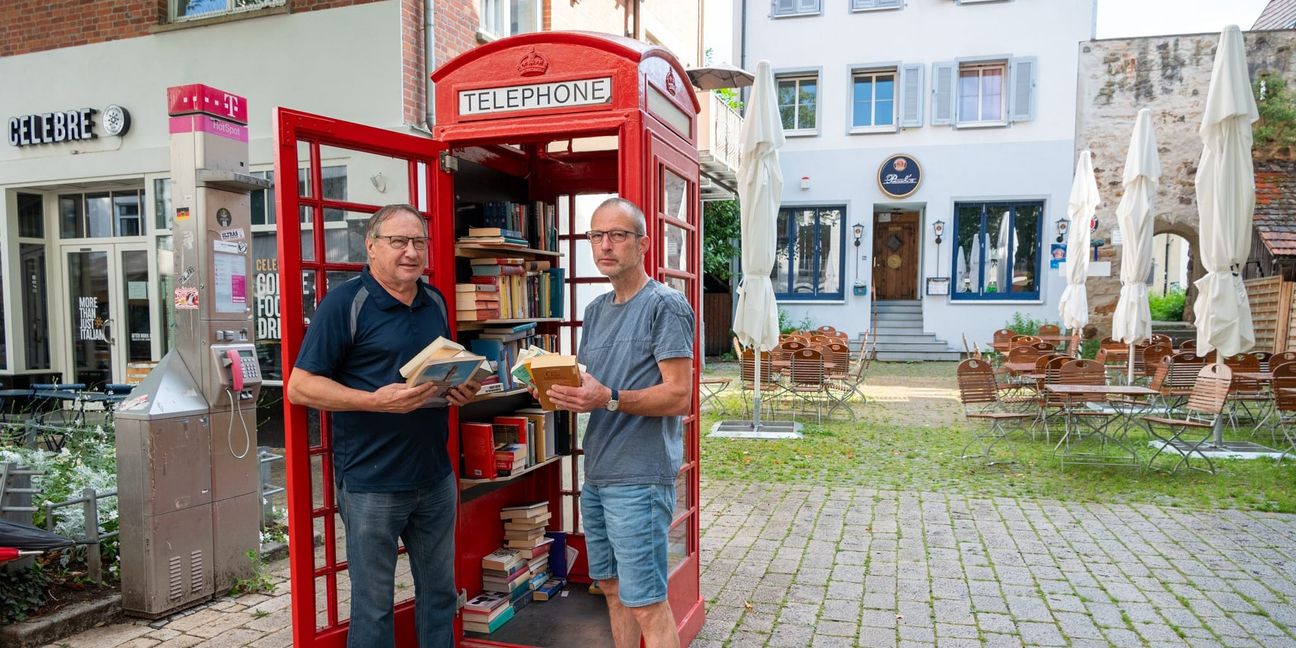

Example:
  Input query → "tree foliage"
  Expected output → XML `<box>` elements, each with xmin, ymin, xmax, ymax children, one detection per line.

<box><xmin>703</xmin><ymin>200</ymin><xmax>741</xmax><ymax>282</ymax></box>
<box><xmin>1254</xmin><ymin>76</ymin><xmax>1296</xmax><ymax>149</ymax></box>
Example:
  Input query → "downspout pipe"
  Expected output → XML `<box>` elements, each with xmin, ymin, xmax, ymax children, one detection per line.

<box><xmin>425</xmin><ymin>0</ymin><xmax>436</xmax><ymax>130</ymax></box>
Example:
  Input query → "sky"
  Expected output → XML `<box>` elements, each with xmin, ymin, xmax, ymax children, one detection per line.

<box><xmin>702</xmin><ymin>0</ymin><xmax>1274</xmax><ymax>65</ymax></box>
<box><xmin>1095</xmin><ymin>0</ymin><xmax>1270</xmax><ymax>39</ymax></box>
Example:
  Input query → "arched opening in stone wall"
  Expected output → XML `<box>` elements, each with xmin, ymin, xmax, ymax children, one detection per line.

<box><xmin>1150</xmin><ymin>226</ymin><xmax>1197</xmax><ymax>323</ymax></box>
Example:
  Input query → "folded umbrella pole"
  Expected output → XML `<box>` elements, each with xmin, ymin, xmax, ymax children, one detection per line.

<box><xmin>0</xmin><ymin>547</ymin><xmax>44</xmax><ymax>563</ymax></box>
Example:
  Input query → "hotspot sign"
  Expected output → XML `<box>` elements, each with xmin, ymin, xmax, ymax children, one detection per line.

<box><xmin>878</xmin><ymin>154</ymin><xmax>922</xmax><ymax>199</ymax></box>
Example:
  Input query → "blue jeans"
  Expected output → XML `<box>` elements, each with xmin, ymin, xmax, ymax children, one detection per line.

<box><xmin>337</xmin><ymin>472</ymin><xmax>457</xmax><ymax>648</ymax></box>
<box><xmin>581</xmin><ymin>483</ymin><xmax>675</xmax><ymax>607</ymax></box>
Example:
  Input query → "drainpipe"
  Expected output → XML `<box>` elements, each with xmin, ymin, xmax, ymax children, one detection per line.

<box><xmin>425</xmin><ymin>0</ymin><xmax>436</xmax><ymax>130</ymax></box>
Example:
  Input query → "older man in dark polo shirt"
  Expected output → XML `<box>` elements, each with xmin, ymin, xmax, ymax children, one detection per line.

<box><xmin>288</xmin><ymin>204</ymin><xmax>480</xmax><ymax>648</ymax></box>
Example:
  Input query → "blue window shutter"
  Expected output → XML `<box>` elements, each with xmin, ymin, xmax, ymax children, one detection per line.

<box><xmin>1009</xmin><ymin>57</ymin><xmax>1037</xmax><ymax>122</ymax></box>
<box><xmin>900</xmin><ymin>63</ymin><xmax>924</xmax><ymax>128</ymax></box>
<box><xmin>931</xmin><ymin>62</ymin><xmax>955</xmax><ymax>126</ymax></box>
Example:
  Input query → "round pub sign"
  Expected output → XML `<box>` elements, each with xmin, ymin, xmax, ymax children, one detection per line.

<box><xmin>878</xmin><ymin>154</ymin><xmax>922</xmax><ymax>199</ymax></box>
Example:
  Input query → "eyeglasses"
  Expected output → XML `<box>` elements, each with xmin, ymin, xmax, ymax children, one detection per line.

<box><xmin>587</xmin><ymin>230</ymin><xmax>643</xmax><ymax>245</ymax></box>
<box><xmin>373</xmin><ymin>235</ymin><xmax>429</xmax><ymax>251</ymax></box>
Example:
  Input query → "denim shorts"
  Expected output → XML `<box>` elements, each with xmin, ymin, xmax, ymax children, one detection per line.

<box><xmin>581</xmin><ymin>482</ymin><xmax>675</xmax><ymax>607</ymax></box>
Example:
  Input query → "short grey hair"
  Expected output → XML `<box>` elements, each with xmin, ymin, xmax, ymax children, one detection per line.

<box><xmin>594</xmin><ymin>197</ymin><xmax>646</xmax><ymax>235</ymax></box>
<box><xmin>366</xmin><ymin>204</ymin><xmax>422</xmax><ymax>238</ymax></box>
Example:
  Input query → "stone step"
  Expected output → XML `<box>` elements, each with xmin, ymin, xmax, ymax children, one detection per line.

<box><xmin>874</xmin><ymin>302</ymin><xmax>923</xmax><ymax>313</ymax></box>
<box><xmin>874</xmin><ymin>313</ymin><xmax>924</xmax><ymax>323</ymax></box>
<box><xmin>876</xmin><ymin>350</ymin><xmax>963</xmax><ymax>362</ymax></box>
<box><xmin>876</xmin><ymin>334</ymin><xmax>948</xmax><ymax>344</ymax></box>
<box><xmin>875</xmin><ymin>342</ymin><xmax>958</xmax><ymax>353</ymax></box>
<box><xmin>873</xmin><ymin>326</ymin><xmax>932</xmax><ymax>335</ymax></box>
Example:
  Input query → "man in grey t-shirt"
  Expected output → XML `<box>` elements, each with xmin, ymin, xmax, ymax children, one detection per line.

<box><xmin>545</xmin><ymin>197</ymin><xmax>694</xmax><ymax>648</ymax></box>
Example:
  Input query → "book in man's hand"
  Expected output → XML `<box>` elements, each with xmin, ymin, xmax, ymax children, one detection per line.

<box><xmin>399</xmin><ymin>337</ymin><xmax>493</xmax><ymax>390</ymax></box>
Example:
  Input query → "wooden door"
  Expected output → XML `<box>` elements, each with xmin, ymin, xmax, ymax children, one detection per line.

<box><xmin>873</xmin><ymin>212</ymin><xmax>919</xmax><ymax>300</ymax></box>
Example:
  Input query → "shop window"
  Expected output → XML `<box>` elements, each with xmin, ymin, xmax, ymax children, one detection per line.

<box><xmin>772</xmin><ymin>0</ymin><xmax>821</xmax><ymax>17</ymax></box>
<box><xmin>479</xmin><ymin>0</ymin><xmax>542</xmax><ymax>38</ymax></box>
<box><xmin>17</xmin><ymin>193</ymin><xmax>43</xmax><ymax>238</ymax></box>
<box><xmin>171</xmin><ymin>0</ymin><xmax>284</xmax><ymax>22</ymax></box>
<box><xmin>154</xmin><ymin>178</ymin><xmax>172</xmax><ymax>230</ymax></box>
<box><xmin>251</xmin><ymin>171</ymin><xmax>276</xmax><ymax>226</ymax></box>
<box><xmin>774</xmin><ymin>205</ymin><xmax>845</xmax><ymax>300</ymax></box>
<box><xmin>952</xmin><ymin>201</ymin><xmax>1042</xmax><ymax>300</ymax></box>
<box><xmin>851</xmin><ymin>69</ymin><xmax>896</xmax><ymax>131</ymax></box>
<box><xmin>60</xmin><ymin>190</ymin><xmax>146</xmax><ymax>239</ymax></box>
<box><xmin>20</xmin><ymin>244</ymin><xmax>50</xmax><ymax>370</ymax></box>
<box><xmin>0</xmin><ymin>249</ymin><xmax>5</xmax><ymax>370</ymax></box>
<box><xmin>776</xmin><ymin>72</ymin><xmax>818</xmax><ymax>134</ymax></box>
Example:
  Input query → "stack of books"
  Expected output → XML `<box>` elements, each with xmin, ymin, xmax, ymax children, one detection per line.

<box><xmin>454</xmin><ymin>282</ymin><xmax>501</xmax><ymax>322</ymax></box>
<box><xmin>494</xmin><ymin>443</ymin><xmax>527</xmax><ymax>477</ymax></box>
<box><xmin>462</xmin><ymin>590</ymin><xmax>513</xmax><ymax>634</ymax></box>
<box><xmin>468</xmin><ymin>258</ymin><xmax>526</xmax><ymax>319</ymax></box>
<box><xmin>500</xmin><ymin>502</ymin><xmax>552</xmax><ymax>551</ymax></box>
<box><xmin>458</xmin><ymin>200</ymin><xmax>558</xmax><ymax>251</ymax></box>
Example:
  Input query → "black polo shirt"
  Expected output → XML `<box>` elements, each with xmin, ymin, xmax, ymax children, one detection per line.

<box><xmin>294</xmin><ymin>267</ymin><xmax>451</xmax><ymax>492</ymax></box>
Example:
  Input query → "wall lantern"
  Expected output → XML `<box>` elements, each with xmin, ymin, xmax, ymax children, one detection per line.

<box><xmin>1055</xmin><ymin>217</ymin><xmax>1069</xmax><ymax>243</ymax></box>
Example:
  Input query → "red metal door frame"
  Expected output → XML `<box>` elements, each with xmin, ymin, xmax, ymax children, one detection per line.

<box><xmin>274</xmin><ymin>107</ymin><xmax>450</xmax><ymax>648</ymax></box>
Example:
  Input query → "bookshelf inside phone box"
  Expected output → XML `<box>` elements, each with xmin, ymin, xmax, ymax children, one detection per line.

<box><xmin>275</xmin><ymin>31</ymin><xmax>704</xmax><ymax>648</ymax></box>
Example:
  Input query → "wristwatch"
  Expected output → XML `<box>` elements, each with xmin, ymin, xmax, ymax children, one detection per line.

<box><xmin>606</xmin><ymin>388</ymin><xmax>620</xmax><ymax>412</ymax></box>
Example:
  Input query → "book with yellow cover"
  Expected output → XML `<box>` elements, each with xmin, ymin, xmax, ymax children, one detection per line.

<box><xmin>527</xmin><ymin>354</ymin><xmax>582</xmax><ymax>411</ymax></box>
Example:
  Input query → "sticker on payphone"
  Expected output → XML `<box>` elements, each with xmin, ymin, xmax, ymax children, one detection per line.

<box><xmin>214</xmin><ymin>251</ymin><xmax>247</xmax><ymax>313</ymax></box>
<box><xmin>174</xmin><ymin>287</ymin><xmax>199</xmax><ymax>310</ymax></box>
<box><xmin>176</xmin><ymin>207</ymin><xmax>190</xmax><ymax>222</ymax></box>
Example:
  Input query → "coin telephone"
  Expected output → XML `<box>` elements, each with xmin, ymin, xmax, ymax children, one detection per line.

<box><xmin>211</xmin><ymin>343</ymin><xmax>261</xmax><ymax>398</ymax></box>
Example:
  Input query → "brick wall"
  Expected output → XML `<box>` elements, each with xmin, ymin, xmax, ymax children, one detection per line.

<box><xmin>432</xmin><ymin>0</ymin><xmax>478</xmax><ymax>70</ymax></box>
<box><xmin>1</xmin><ymin>0</ymin><xmax>385</xmax><ymax>57</ymax></box>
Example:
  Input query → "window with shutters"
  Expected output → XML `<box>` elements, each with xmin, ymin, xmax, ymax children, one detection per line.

<box><xmin>772</xmin><ymin>0</ymin><xmax>821</xmax><ymax>17</ymax></box>
<box><xmin>851</xmin><ymin>0</ymin><xmax>902</xmax><ymax>11</ymax></box>
<box><xmin>776</xmin><ymin>73</ymin><xmax>819</xmax><ymax>134</ymax></box>
<box><xmin>850</xmin><ymin>68</ymin><xmax>897</xmax><ymax>133</ymax></box>
<box><xmin>957</xmin><ymin>61</ymin><xmax>1007</xmax><ymax>125</ymax></box>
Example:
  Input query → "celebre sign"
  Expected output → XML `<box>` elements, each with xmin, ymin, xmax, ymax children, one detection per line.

<box><xmin>459</xmin><ymin>77</ymin><xmax>613</xmax><ymax>116</ymax></box>
<box><xmin>9</xmin><ymin>109</ymin><xmax>97</xmax><ymax>147</ymax></box>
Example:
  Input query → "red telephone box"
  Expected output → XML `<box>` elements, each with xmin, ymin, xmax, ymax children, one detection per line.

<box><xmin>275</xmin><ymin>32</ymin><xmax>704</xmax><ymax>648</ymax></box>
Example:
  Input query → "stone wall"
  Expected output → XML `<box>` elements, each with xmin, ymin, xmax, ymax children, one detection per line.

<box><xmin>1075</xmin><ymin>29</ymin><xmax>1296</xmax><ymax>334</ymax></box>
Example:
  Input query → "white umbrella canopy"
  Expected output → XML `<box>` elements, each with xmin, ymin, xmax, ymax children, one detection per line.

<box><xmin>1058</xmin><ymin>151</ymin><xmax>1099</xmax><ymax>331</ymax></box>
<box><xmin>1193</xmin><ymin>25</ymin><xmax>1259</xmax><ymax>357</ymax></box>
<box><xmin>969</xmin><ymin>235</ymin><xmax>982</xmax><ymax>293</ymax></box>
<box><xmin>733</xmin><ymin>59</ymin><xmax>784</xmax><ymax>353</ymax></box>
<box><xmin>956</xmin><ymin>245</ymin><xmax>967</xmax><ymax>293</ymax></box>
<box><xmin>1112</xmin><ymin>109</ymin><xmax>1161</xmax><ymax>347</ymax></box>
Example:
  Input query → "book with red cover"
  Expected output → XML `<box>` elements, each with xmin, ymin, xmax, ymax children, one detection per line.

<box><xmin>493</xmin><ymin>415</ymin><xmax>532</xmax><ymax>466</ymax></box>
<box><xmin>462</xmin><ymin>423</ymin><xmax>497</xmax><ymax>479</ymax></box>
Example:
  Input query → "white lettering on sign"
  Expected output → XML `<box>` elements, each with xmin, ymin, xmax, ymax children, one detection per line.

<box><xmin>458</xmin><ymin>77</ymin><xmax>613</xmax><ymax>116</ymax></box>
<box><xmin>255</xmin><ymin>258</ymin><xmax>281</xmax><ymax>341</ymax></box>
<box><xmin>78</xmin><ymin>296</ymin><xmax>106</xmax><ymax>342</ymax></box>
<box><xmin>883</xmin><ymin>173</ymin><xmax>918</xmax><ymax>186</ymax></box>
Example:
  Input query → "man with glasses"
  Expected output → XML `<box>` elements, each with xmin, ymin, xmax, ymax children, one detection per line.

<box><xmin>288</xmin><ymin>203</ymin><xmax>480</xmax><ymax>648</ymax></box>
<box><xmin>544</xmin><ymin>197</ymin><xmax>695</xmax><ymax>648</ymax></box>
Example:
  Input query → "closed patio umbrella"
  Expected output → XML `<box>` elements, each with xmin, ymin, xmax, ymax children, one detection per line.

<box><xmin>1112</xmin><ymin>109</ymin><xmax>1161</xmax><ymax>382</ymax></box>
<box><xmin>1058</xmin><ymin>151</ymin><xmax>1099</xmax><ymax>334</ymax></box>
<box><xmin>956</xmin><ymin>245</ymin><xmax>967</xmax><ymax>293</ymax></box>
<box><xmin>729</xmin><ymin>59</ymin><xmax>785</xmax><ymax>433</ymax></box>
<box><xmin>1193</xmin><ymin>25</ymin><xmax>1258</xmax><ymax>359</ymax></box>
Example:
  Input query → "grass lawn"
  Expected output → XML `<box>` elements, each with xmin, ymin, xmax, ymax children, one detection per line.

<box><xmin>699</xmin><ymin>360</ymin><xmax>1296</xmax><ymax>513</ymax></box>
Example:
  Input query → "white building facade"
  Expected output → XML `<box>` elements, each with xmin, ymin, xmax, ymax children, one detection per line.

<box><xmin>736</xmin><ymin>0</ymin><xmax>1097</xmax><ymax>359</ymax></box>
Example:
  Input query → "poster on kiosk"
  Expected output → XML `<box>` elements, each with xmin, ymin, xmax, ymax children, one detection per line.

<box><xmin>275</xmin><ymin>32</ymin><xmax>704</xmax><ymax>647</ymax></box>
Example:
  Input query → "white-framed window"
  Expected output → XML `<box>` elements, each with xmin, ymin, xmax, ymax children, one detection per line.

<box><xmin>954</xmin><ymin>0</ymin><xmax>1012</xmax><ymax>4</ymax></box>
<box><xmin>170</xmin><ymin>0</ymin><xmax>285</xmax><ymax>22</ymax></box>
<box><xmin>958</xmin><ymin>61</ymin><xmax>1007</xmax><ymax>125</ymax></box>
<box><xmin>480</xmin><ymin>0</ymin><xmax>543</xmax><ymax>38</ymax></box>
<box><xmin>772</xmin><ymin>0</ymin><xmax>821</xmax><ymax>18</ymax></box>
<box><xmin>852</xmin><ymin>0</ymin><xmax>902</xmax><ymax>11</ymax></box>
<box><xmin>776</xmin><ymin>72</ymin><xmax>819</xmax><ymax>134</ymax></box>
<box><xmin>851</xmin><ymin>69</ymin><xmax>897</xmax><ymax>131</ymax></box>
<box><xmin>931</xmin><ymin>57</ymin><xmax>1035</xmax><ymax>127</ymax></box>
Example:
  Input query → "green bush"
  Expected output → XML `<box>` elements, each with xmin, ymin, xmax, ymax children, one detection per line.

<box><xmin>1004</xmin><ymin>312</ymin><xmax>1053</xmax><ymax>336</ymax></box>
<box><xmin>0</xmin><ymin>565</ymin><xmax>47</xmax><ymax>625</ymax></box>
<box><xmin>1149</xmin><ymin>289</ymin><xmax>1186</xmax><ymax>322</ymax></box>
<box><xmin>1079</xmin><ymin>338</ymin><xmax>1100</xmax><ymax>359</ymax></box>
<box><xmin>777</xmin><ymin>308</ymin><xmax>816</xmax><ymax>335</ymax></box>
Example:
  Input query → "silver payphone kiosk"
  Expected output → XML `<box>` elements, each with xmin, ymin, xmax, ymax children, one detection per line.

<box><xmin>114</xmin><ymin>84</ymin><xmax>268</xmax><ymax>618</ymax></box>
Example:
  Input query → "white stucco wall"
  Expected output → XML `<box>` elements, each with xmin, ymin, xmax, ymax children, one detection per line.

<box><xmin>0</xmin><ymin>1</ymin><xmax>404</xmax><ymax>187</ymax></box>
<box><xmin>739</xmin><ymin>0</ymin><xmax>1096</xmax><ymax>349</ymax></box>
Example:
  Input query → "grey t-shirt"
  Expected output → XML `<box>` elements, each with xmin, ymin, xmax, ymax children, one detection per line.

<box><xmin>578</xmin><ymin>280</ymin><xmax>695</xmax><ymax>486</ymax></box>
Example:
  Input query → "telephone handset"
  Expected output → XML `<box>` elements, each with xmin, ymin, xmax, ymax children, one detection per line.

<box><xmin>226</xmin><ymin>348</ymin><xmax>244</xmax><ymax>392</ymax></box>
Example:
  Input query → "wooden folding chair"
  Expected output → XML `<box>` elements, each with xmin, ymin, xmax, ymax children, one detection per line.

<box><xmin>788</xmin><ymin>348</ymin><xmax>827</xmax><ymax>423</ymax></box>
<box><xmin>1272</xmin><ymin>362</ymin><xmax>1296</xmax><ymax>463</ymax></box>
<box><xmin>1142</xmin><ymin>363</ymin><xmax>1232</xmax><ymax>474</ymax></box>
<box><xmin>956</xmin><ymin>359</ymin><xmax>1032</xmax><ymax>465</ymax></box>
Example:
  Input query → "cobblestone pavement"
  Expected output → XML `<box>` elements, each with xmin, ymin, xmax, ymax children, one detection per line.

<box><xmin>43</xmin><ymin>481</ymin><xmax>1296</xmax><ymax>648</ymax></box>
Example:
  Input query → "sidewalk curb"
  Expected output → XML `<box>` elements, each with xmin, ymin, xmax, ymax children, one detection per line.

<box><xmin>0</xmin><ymin>593</ymin><xmax>122</xmax><ymax>648</ymax></box>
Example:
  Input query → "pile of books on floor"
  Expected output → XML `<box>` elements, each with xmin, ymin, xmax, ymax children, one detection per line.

<box><xmin>466</xmin><ymin>502</ymin><xmax>565</xmax><ymax>635</ymax></box>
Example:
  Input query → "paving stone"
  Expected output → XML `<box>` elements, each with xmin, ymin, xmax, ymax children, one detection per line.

<box><xmin>857</xmin><ymin>626</ymin><xmax>898</xmax><ymax>648</ymax></box>
<box><xmin>1052</xmin><ymin>610</ymin><xmax>1103</xmax><ymax>639</ymax></box>
<box><xmin>1100</xmin><ymin>626</ymin><xmax>1146</xmax><ymax>648</ymax></box>
<box><xmin>933</xmin><ymin>622</ymin><xmax>978</xmax><ymax>639</ymax></box>
<box><xmin>897</xmin><ymin>625</ymin><xmax>935</xmax><ymax>643</ymax></box>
